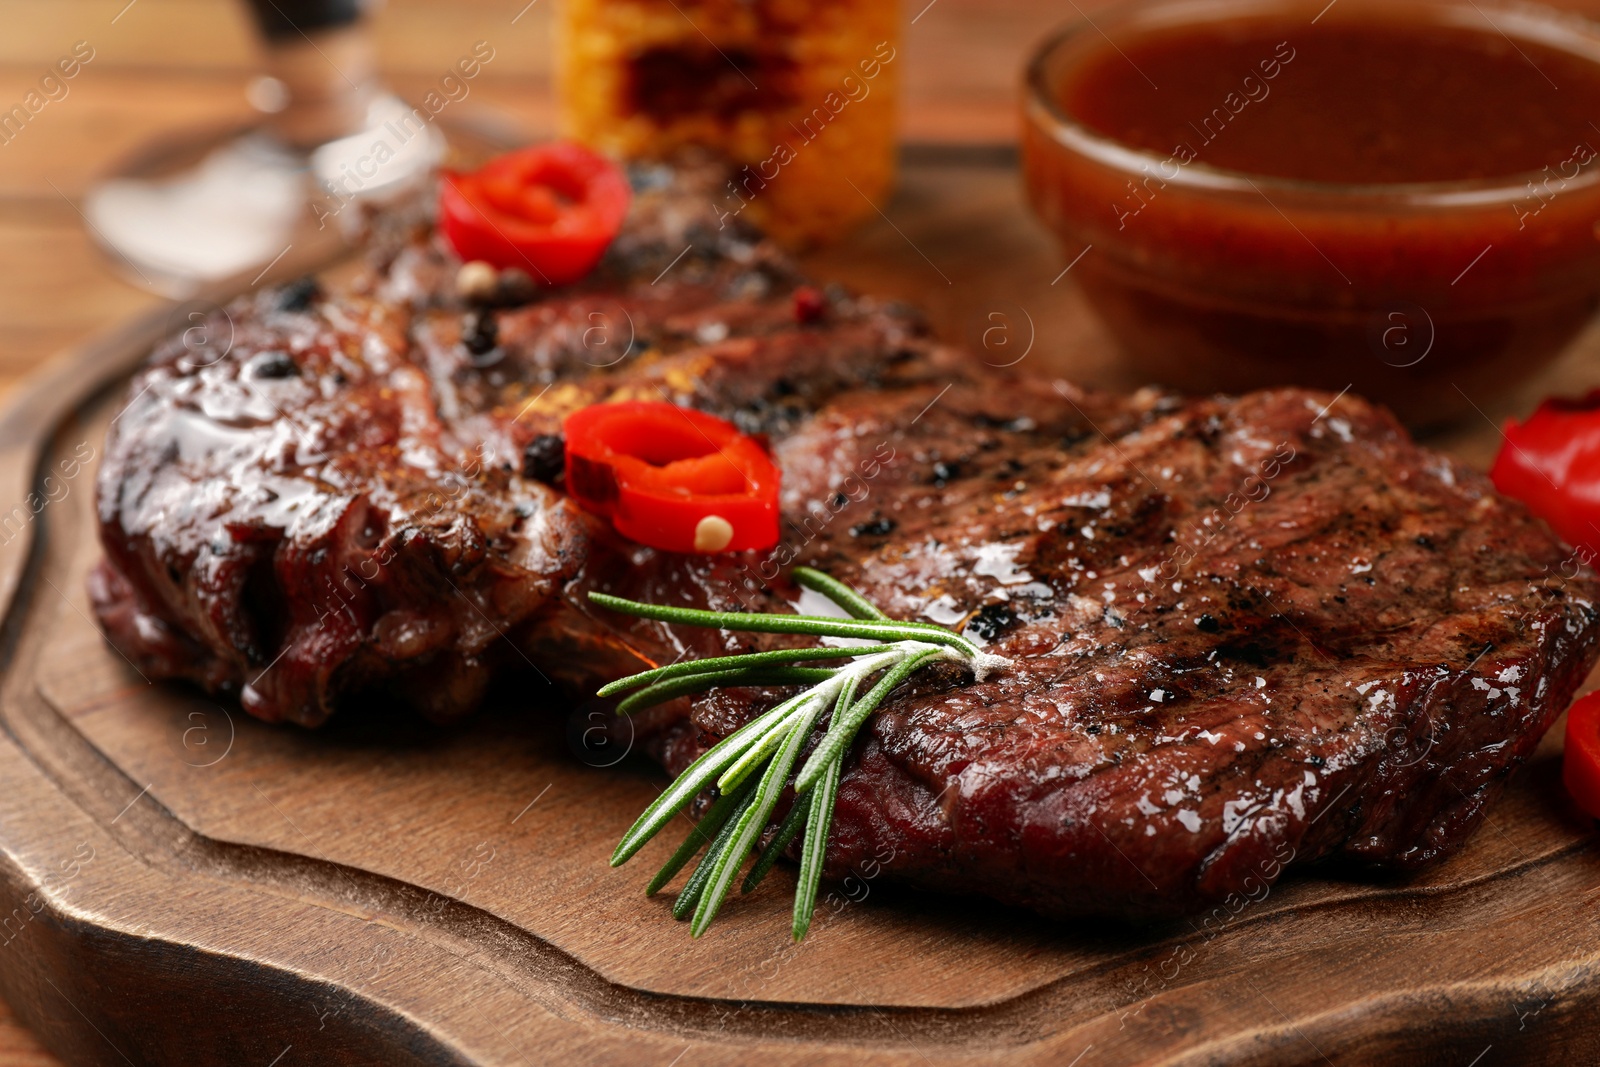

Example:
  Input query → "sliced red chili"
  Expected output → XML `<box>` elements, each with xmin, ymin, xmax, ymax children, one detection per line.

<box><xmin>1564</xmin><ymin>690</ymin><xmax>1600</xmax><ymax>819</ymax></box>
<box><xmin>439</xmin><ymin>142</ymin><xmax>631</xmax><ymax>286</ymax></box>
<box><xmin>563</xmin><ymin>401</ymin><xmax>780</xmax><ymax>553</ymax></box>
<box><xmin>1490</xmin><ymin>391</ymin><xmax>1600</xmax><ymax>556</ymax></box>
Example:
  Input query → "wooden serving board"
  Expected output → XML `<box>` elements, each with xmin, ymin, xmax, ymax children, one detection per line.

<box><xmin>3</xmin><ymin>155</ymin><xmax>1600</xmax><ymax>1067</ymax></box>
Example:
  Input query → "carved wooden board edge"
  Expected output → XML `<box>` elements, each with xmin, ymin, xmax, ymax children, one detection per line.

<box><xmin>0</xmin><ymin>208</ymin><xmax>1597</xmax><ymax>1065</ymax></box>
<box><xmin>0</xmin><ymin>251</ymin><xmax>507</xmax><ymax>1066</ymax></box>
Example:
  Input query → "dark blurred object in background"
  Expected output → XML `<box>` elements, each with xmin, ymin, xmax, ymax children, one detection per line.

<box><xmin>83</xmin><ymin>0</ymin><xmax>440</xmax><ymax>295</ymax></box>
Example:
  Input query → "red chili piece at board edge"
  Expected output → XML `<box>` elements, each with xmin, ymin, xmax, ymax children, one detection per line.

<box><xmin>1490</xmin><ymin>390</ymin><xmax>1600</xmax><ymax>560</ymax></box>
<box><xmin>1564</xmin><ymin>690</ymin><xmax>1600</xmax><ymax>820</ymax></box>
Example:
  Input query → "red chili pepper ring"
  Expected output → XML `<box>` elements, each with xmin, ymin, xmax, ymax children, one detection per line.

<box><xmin>439</xmin><ymin>141</ymin><xmax>631</xmax><ymax>286</ymax></box>
<box><xmin>562</xmin><ymin>401</ymin><xmax>781</xmax><ymax>554</ymax></box>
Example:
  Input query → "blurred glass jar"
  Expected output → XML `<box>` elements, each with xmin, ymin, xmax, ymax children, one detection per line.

<box><xmin>557</xmin><ymin>0</ymin><xmax>901</xmax><ymax>247</ymax></box>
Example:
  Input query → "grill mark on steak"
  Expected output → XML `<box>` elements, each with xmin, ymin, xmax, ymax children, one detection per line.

<box><xmin>91</xmin><ymin>160</ymin><xmax>1600</xmax><ymax>920</ymax></box>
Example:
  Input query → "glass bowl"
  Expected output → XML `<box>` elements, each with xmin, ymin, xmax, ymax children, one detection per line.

<box><xmin>1022</xmin><ymin>0</ymin><xmax>1600</xmax><ymax>426</ymax></box>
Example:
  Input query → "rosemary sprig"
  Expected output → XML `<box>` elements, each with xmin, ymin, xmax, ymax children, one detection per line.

<box><xmin>591</xmin><ymin>566</ymin><xmax>1009</xmax><ymax>940</ymax></box>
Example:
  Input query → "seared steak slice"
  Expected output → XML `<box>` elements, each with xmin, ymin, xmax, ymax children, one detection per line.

<box><xmin>627</xmin><ymin>382</ymin><xmax>1600</xmax><ymax>917</ymax></box>
<box><xmin>93</xmin><ymin>163</ymin><xmax>1600</xmax><ymax>919</ymax></box>
<box><xmin>90</xmin><ymin>283</ymin><xmax>595</xmax><ymax>726</ymax></box>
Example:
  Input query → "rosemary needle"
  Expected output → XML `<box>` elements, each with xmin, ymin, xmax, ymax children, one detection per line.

<box><xmin>592</xmin><ymin>566</ymin><xmax>1009</xmax><ymax>940</ymax></box>
<box><xmin>598</xmin><ymin>645</ymin><xmax>895</xmax><ymax>697</ymax></box>
<box><xmin>586</xmin><ymin>592</ymin><xmax>984</xmax><ymax>657</ymax></box>
<box><xmin>792</xmin><ymin>566</ymin><xmax>890</xmax><ymax>621</ymax></box>
<box><xmin>647</xmin><ymin>776</ymin><xmax>757</xmax><ymax>896</ymax></box>
<box><xmin>793</xmin><ymin>648</ymin><xmax>942</xmax><ymax>794</ymax></box>
<box><xmin>793</xmin><ymin>758</ymin><xmax>841</xmax><ymax>942</ymax></box>
<box><xmin>614</xmin><ymin>665</ymin><xmax>837</xmax><ymax>716</ymax></box>
<box><xmin>742</xmin><ymin>790</ymin><xmax>811</xmax><ymax>894</ymax></box>
<box><xmin>672</xmin><ymin>779</ymin><xmax>760</xmax><ymax>920</ymax></box>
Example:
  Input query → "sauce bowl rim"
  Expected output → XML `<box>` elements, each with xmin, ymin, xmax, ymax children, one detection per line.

<box><xmin>1023</xmin><ymin>0</ymin><xmax>1600</xmax><ymax>205</ymax></box>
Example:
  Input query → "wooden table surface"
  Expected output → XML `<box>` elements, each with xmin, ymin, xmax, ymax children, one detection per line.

<box><xmin>5</xmin><ymin>0</ymin><xmax>1600</xmax><ymax>1063</ymax></box>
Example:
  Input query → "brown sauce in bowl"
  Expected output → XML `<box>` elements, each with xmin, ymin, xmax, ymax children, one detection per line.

<box><xmin>1058</xmin><ymin>18</ymin><xmax>1600</xmax><ymax>185</ymax></box>
<box><xmin>1022</xmin><ymin>0</ymin><xmax>1600</xmax><ymax>426</ymax></box>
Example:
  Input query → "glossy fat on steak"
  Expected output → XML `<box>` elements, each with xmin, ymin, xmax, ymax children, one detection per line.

<box><xmin>92</xmin><ymin>163</ymin><xmax>1600</xmax><ymax>918</ymax></box>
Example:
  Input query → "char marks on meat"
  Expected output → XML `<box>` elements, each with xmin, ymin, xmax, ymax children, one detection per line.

<box><xmin>92</xmin><ymin>160</ymin><xmax>1600</xmax><ymax>919</ymax></box>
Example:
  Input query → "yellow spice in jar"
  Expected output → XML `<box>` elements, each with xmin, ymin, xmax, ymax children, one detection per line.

<box><xmin>556</xmin><ymin>0</ymin><xmax>901</xmax><ymax>247</ymax></box>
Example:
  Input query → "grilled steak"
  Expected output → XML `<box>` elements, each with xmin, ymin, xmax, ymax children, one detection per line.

<box><xmin>91</xmin><ymin>162</ymin><xmax>945</xmax><ymax>724</ymax></box>
<box><xmin>92</xmin><ymin>162</ymin><xmax>1600</xmax><ymax>919</ymax></box>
